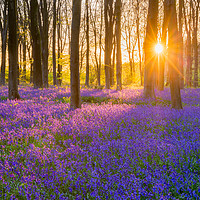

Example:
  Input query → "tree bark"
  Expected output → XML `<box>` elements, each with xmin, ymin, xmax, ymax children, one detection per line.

<box><xmin>8</xmin><ymin>0</ymin><xmax>20</xmax><ymax>100</ymax></box>
<box><xmin>144</xmin><ymin>0</ymin><xmax>158</xmax><ymax>99</ymax></box>
<box><xmin>115</xmin><ymin>0</ymin><xmax>122</xmax><ymax>90</ymax></box>
<box><xmin>39</xmin><ymin>0</ymin><xmax>49</xmax><ymax>88</ymax></box>
<box><xmin>30</xmin><ymin>0</ymin><xmax>43</xmax><ymax>88</ymax></box>
<box><xmin>70</xmin><ymin>0</ymin><xmax>81</xmax><ymax>109</ymax></box>
<box><xmin>0</xmin><ymin>32</ymin><xmax>7</xmax><ymax>86</ymax></box>
<box><xmin>179</xmin><ymin>0</ymin><xmax>184</xmax><ymax>89</ymax></box>
<box><xmin>104</xmin><ymin>0</ymin><xmax>114</xmax><ymax>89</ymax></box>
<box><xmin>158</xmin><ymin>0</ymin><xmax>167</xmax><ymax>91</ymax></box>
<box><xmin>136</xmin><ymin>0</ymin><xmax>142</xmax><ymax>86</ymax></box>
<box><xmin>0</xmin><ymin>0</ymin><xmax>8</xmax><ymax>86</ymax></box>
<box><xmin>22</xmin><ymin>3</ymin><xmax>27</xmax><ymax>82</ymax></box>
<box><xmin>53</xmin><ymin>0</ymin><xmax>57</xmax><ymax>86</ymax></box>
<box><xmin>193</xmin><ymin>2</ymin><xmax>199</xmax><ymax>88</ymax></box>
<box><xmin>167</xmin><ymin>0</ymin><xmax>182</xmax><ymax>109</ymax></box>
<box><xmin>57</xmin><ymin>0</ymin><xmax>62</xmax><ymax>86</ymax></box>
<box><xmin>183</xmin><ymin>0</ymin><xmax>192</xmax><ymax>87</ymax></box>
<box><xmin>186</xmin><ymin>34</ymin><xmax>192</xmax><ymax>87</ymax></box>
<box><xmin>85</xmin><ymin>0</ymin><xmax>90</xmax><ymax>87</ymax></box>
<box><xmin>111</xmin><ymin>36</ymin><xmax>115</xmax><ymax>86</ymax></box>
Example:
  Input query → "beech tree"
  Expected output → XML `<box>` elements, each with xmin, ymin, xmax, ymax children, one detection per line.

<box><xmin>8</xmin><ymin>0</ymin><xmax>20</xmax><ymax>99</ymax></box>
<box><xmin>0</xmin><ymin>0</ymin><xmax>8</xmax><ymax>86</ymax></box>
<box><xmin>30</xmin><ymin>0</ymin><xmax>43</xmax><ymax>88</ymax></box>
<box><xmin>57</xmin><ymin>0</ymin><xmax>62</xmax><ymax>86</ymax></box>
<box><xmin>158</xmin><ymin>0</ymin><xmax>167</xmax><ymax>91</ymax></box>
<box><xmin>166</xmin><ymin>0</ymin><xmax>182</xmax><ymax>109</ymax></box>
<box><xmin>104</xmin><ymin>0</ymin><xmax>115</xmax><ymax>89</ymax></box>
<box><xmin>183</xmin><ymin>0</ymin><xmax>192</xmax><ymax>87</ymax></box>
<box><xmin>39</xmin><ymin>0</ymin><xmax>49</xmax><ymax>88</ymax></box>
<box><xmin>115</xmin><ymin>0</ymin><xmax>122</xmax><ymax>90</ymax></box>
<box><xmin>136</xmin><ymin>0</ymin><xmax>143</xmax><ymax>86</ymax></box>
<box><xmin>53</xmin><ymin>0</ymin><xmax>57</xmax><ymax>85</ymax></box>
<box><xmin>179</xmin><ymin>0</ymin><xmax>184</xmax><ymax>89</ymax></box>
<box><xmin>192</xmin><ymin>0</ymin><xmax>199</xmax><ymax>88</ymax></box>
<box><xmin>144</xmin><ymin>0</ymin><xmax>158</xmax><ymax>98</ymax></box>
<box><xmin>70</xmin><ymin>0</ymin><xmax>82</xmax><ymax>109</ymax></box>
<box><xmin>85</xmin><ymin>0</ymin><xmax>90</xmax><ymax>87</ymax></box>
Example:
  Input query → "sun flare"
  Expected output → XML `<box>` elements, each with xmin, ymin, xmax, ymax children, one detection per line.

<box><xmin>155</xmin><ymin>43</ymin><xmax>164</xmax><ymax>54</ymax></box>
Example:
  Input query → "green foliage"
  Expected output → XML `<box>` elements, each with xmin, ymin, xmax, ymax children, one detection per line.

<box><xmin>0</xmin><ymin>96</ymin><xmax>8</xmax><ymax>101</ymax></box>
<box><xmin>81</xmin><ymin>96</ymin><xmax>110</xmax><ymax>104</ymax></box>
<box><xmin>54</xmin><ymin>96</ymin><xmax>71</xmax><ymax>104</ymax></box>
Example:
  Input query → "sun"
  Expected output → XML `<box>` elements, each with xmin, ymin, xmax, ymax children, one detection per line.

<box><xmin>155</xmin><ymin>43</ymin><xmax>164</xmax><ymax>54</ymax></box>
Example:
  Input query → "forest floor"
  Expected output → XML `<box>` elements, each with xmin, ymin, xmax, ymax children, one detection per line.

<box><xmin>0</xmin><ymin>86</ymin><xmax>199</xmax><ymax>200</ymax></box>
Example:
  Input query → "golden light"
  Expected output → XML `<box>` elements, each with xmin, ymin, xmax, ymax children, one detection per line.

<box><xmin>155</xmin><ymin>43</ymin><xmax>164</xmax><ymax>54</ymax></box>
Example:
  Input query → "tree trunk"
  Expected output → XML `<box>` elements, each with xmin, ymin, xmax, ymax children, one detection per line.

<box><xmin>115</xmin><ymin>0</ymin><xmax>122</xmax><ymax>90</ymax></box>
<box><xmin>0</xmin><ymin>0</ymin><xmax>8</xmax><ymax>86</ymax></box>
<box><xmin>85</xmin><ymin>0</ymin><xmax>90</xmax><ymax>87</ymax></box>
<box><xmin>29</xmin><ymin>48</ymin><xmax>33</xmax><ymax>83</ymax></box>
<box><xmin>111</xmin><ymin>36</ymin><xmax>115</xmax><ymax>86</ymax></box>
<box><xmin>40</xmin><ymin>0</ymin><xmax>49</xmax><ymax>88</ymax></box>
<box><xmin>136</xmin><ymin>0</ymin><xmax>142</xmax><ymax>86</ymax></box>
<box><xmin>8</xmin><ymin>0</ymin><xmax>20</xmax><ymax>100</ymax></box>
<box><xmin>104</xmin><ymin>0</ymin><xmax>114</xmax><ymax>89</ymax></box>
<box><xmin>30</xmin><ymin>0</ymin><xmax>43</xmax><ymax>88</ymax></box>
<box><xmin>22</xmin><ymin>38</ymin><xmax>26</xmax><ymax>82</ymax></box>
<box><xmin>53</xmin><ymin>0</ymin><xmax>57</xmax><ymax>86</ymax></box>
<box><xmin>179</xmin><ymin>0</ymin><xmax>184</xmax><ymax>89</ymax></box>
<box><xmin>22</xmin><ymin>1</ymin><xmax>27</xmax><ymax>82</ymax></box>
<box><xmin>98</xmin><ymin>3</ymin><xmax>103</xmax><ymax>87</ymax></box>
<box><xmin>1</xmin><ymin>33</ymin><xmax>7</xmax><ymax>86</ymax></box>
<box><xmin>167</xmin><ymin>0</ymin><xmax>182</xmax><ymax>109</ymax></box>
<box><xmin>19</xmin><ymin>42</ymin><xmax>22</xmax><ymax>83</ymax></box>
<box><xmin>144</xmin><ymin>0</ymin><xmax>158</xmax><ymax>99</ymax></box>
<box><xmin>193</xmin><ymin>2</ymin><xmax>199</xmax><ymax>88</ymax></box>
<box><xmin>70</xmin><ymin>0</ymin><xmax>81</xmax><ymax>109</ymax></box>
<box><xmin>183</xmin><ymin>0</ymin><xmax>192</xmax><ymax>87</ymax></box>
<box><xmin>186</xmin><ymin>34</ymin><xmax>192</xmax><ymax>87</ymax></box>
<box><xmin>158</xmin><ymin>0</ymin><xmax>167</xmax><ymax>91</ymax></box>
<box><xmin>57</xmin><ymin>1</ymin><xmax>62</xmax><ymax>86</ymax></box>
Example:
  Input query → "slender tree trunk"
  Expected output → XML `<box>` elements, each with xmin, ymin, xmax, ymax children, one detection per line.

<box><xmin>167</xmin><ymin>0</ymin><xmax>182</xmax><ymax>109</ymax></box>
<box><xmin>186</xmin><ymin>34</ymin><xmax>192</xmax><ymax>87</ymax></box>
<box><xmin>111</xmin><ymin>36</ymin><xmax>115</xmax><ymax>86</ymax></box>
<box><xmin>183</xmin><ymin>1</ymin><xmax>192</xmax><ymax>87</ymax></box>
<box><xmin>29</xmin><ymin>47</ymin><xmax>33</xmax><ymax>83</ymax></box>
<box><xmin>53</xmin><ymin>0</ymin><xmax>57</xmax><ymax>86</ymax></box>
<box><xmin>57</xmin><ymin>1</ymin><xmax>62</xmax><ymax>86</ymax></box>
<box><xmin>19</xmin><ymin>42</ymin><xmax>22</xmax><ymax>82</ymax></box>
<box><xmin>115</xmin><ymin>0</ymin><xmax>122</xmax><ymax>90</ymax></box>
<box><xmin>104</xmin><ymin>0</ymin><xmax>114</xmax><ymax>89</ymax></box>
<box><xmin>1</xmin><ymin>33</ymin><xmax>7</xmax><ymax>86</ymax></box>
<box><xmin>0</xmin><ymin>0</ymin><xmax>8</xmax><ymax>86</ymax></box>
<box><xmin>22</xmin><ymin>1</ymin><xmax>27</xmax><ymax>82</ymax></box>
<box><xmin>66</xmin><ymin>4</ymin><xmax>71</xmax><ymax>56</ymax></box>
<box><xmin>179</xmin><ymin>0</ymin><xmax>184</xmax><ymax>89</ymax></box>
<box><xmin>8</xmin><ymin>0</ymin><xmax>20</xmax><ymax>100</ymax></box>
<box><xmin>98</xmin><ymin>4</ymin><xmax>103</xmax><ymax>87</ymax></box>
<box><xmin>30</xmin><ymin>0</ymin><xmax>43</xmax><ymax>88</ymax></box>
<box><xmin>193</xmin><ymin>2</ymin><xmax>199</xmax><ymax>88</ymax></box>
<box><xmin>70</xmin><ymin>0</ymin><xmax>82</xmax><ymax>109</ymax></box>
<box><xmin>40</xmin><ymin>0</ymin><xmax>49</xmax><ymax>88</ymax></box>
<box><xmin>85</xmin><ymin>0</ymin><xmax>90</xmax><ymax>87</ymax></box>
<box><xmin>158</xmin><ymin>0</ymin><xmax>167</xmax><ymax>91</ymax></box>
<box><xmin>136</xmin><ymin>0</ymin><xmax>142</xmax><ymax>86</ymax></box>
<box><xmin>144</xmin><ymin>0</ymin><xmax>158</xmax><ymax>99</ymax></box>
<box><xmin>22</xmin><ymin>38</ymin><xmax>26</xmax><ymax>82</ymax></box>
